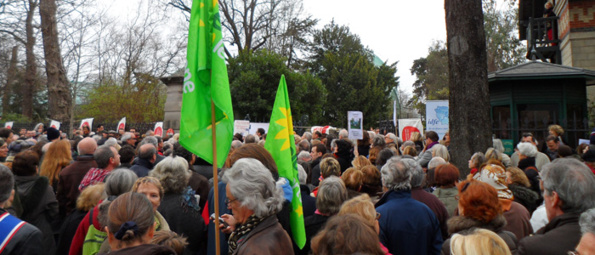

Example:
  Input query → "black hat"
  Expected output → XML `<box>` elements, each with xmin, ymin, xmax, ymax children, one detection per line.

<box><xmin>47</xmin><ymin>127</ymin><xmax>60</xmax><ymax>141</ymax></box>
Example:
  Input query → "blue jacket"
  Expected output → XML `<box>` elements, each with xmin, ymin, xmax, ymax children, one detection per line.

<box><xmin>375</xmin><ymin>190</ymin><xmax>443</xmax><ymax>255</ymax></box>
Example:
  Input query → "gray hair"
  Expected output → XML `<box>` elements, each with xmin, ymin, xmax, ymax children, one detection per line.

<box><xmin>105</xmin><ymin>168</ymin><xmax>138</xmax><ymax>197</ymax></box>
<box><xmin>140</xmin><ymin>136</ymin><xmax>158</xmax><ymax>148</ymax></box>
<box><xmin>372</xmin><ymin>135</ymin><xmax>385</xmax><ymax>147</ymax></box>
<box><xmin>231</xmin><ymin>140</ymin><xmax>242</xmax><ymax>150</ymax></box>
<box><xmin>223</xmin><ymin>158</ymin><xmax>284</xmax><ymax>217</ymax></box>
<box><xmin>409</xmin><ymin>159</ymin><xmax>425</xmax><ymax>188</ymax></box>
<box><xmin>400</xmin><ymin>141</ymin><xmax>415</xmax><ymax>153</ymax></box>
<box><xmin>92</xmin><ymin>135</ymin><xmax>102</xmax><ymax>142</ymax></box>
<box><xmin>297</xmin><ymin>164</ymin><xmax>307</xmax><ymax>185</ymax></box>
<box><xmin>432</xmin><ymin>144</ymin><xmax>450</xmax><ymax>162</ymax></box>
<box><xmin>386</xmin><ymin>133</ymin><xmax>397</xmax><ymax>143</ymax></box>
<box><xmin>339</xmin><ymin>129</ymin><xmax>349</xmax><ymax>139</ymax></box>
<box><xmin>485</xmin><ymin>148</ymin><xmax>502</xmax><ymax>162</ymax></box>
<box><xmin>121</xmin><ymin>132</ymin><xmax>134</xmax><ymax>143</ymax></box>
<box><xmin>470</xmin><ymin>152</ymin><xmax>486</xmax><ymax>168</ymax></box>
<box><xmin>381</xmin><ymin>157</ymin><xmax>416</xmax><ymax>191</ymax></box>
<box><xmin>541</xmin><ymin>158</ymin><xmax>595</xmax><ymax>214</ymax></box>
<box><xmin>316</xmin><ymin>176</ymin><xmax>348</xmax><ymax>215</ymax></box>
<box><xmin>104</xmin><ymin>137</ymin><xmax>119</xmax><ymax>148</ymax></box>
<box><xmin>0</xmin><ymin>164</ymin><xmax>14</xmax><ymax>203</ymax></box>
<box><xmin>493</xmin><ymin>139</ymin><xmax>505</xmax><ymax>153</ymax></box>
<box><xmin>298</xmin><ymin>139</ymin><xmax>311</xmax><ymax>153</ymax></box>
<box><xmin>94</xmin><ymin>145</ymin><xmax>115</xmax><ymax>169</ymax></box>
<box><xmin>302</xmin><ymin>132</ymin><xmax>312</xmax><ymax>141</ymax></box>
<box><xmin>244</xmin><ymin>134</ymin><xmax>259</xmax><ymax>144</ymax></box>
<box><xmin>330</xmin><ymin>139</ymin><xmax>338</xmax><ymax>152</ymax></box>
<box><xmin>428</xmin><ymin>157</ymin><xmax>447</xmax><ymax>170</ymax></box>
<box><xmin>297</xmin><ymin>151</ymin><xmax>311</xmax><ymax>162</ymax></box>
<box><xmin>150</xmin><ymin>156</ymin><xmax>190</xmax><ymax>194</ymax></box>
<box><xmin>517</xmin><ymin>142</ymin><xmax>537</xmax><ymax>157</ymax></box>
<box><xmin>580</xmin><ymin>208</ymin><xmax>595</xmax><ymax>235</ymax></box>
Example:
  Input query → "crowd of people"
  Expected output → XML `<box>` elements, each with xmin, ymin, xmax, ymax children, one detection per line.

<box><xmin>1</xmin><ymin>123</ymin><xmax>595</xmax><ymax>255</ymax></box>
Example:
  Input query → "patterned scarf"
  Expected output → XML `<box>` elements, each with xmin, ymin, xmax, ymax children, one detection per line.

<box><xmin>228</xmin><ymin>215</ymin><xmax>266</xmax><ymax>254</ymax></box>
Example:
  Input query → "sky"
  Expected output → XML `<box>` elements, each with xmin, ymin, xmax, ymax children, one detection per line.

<box><xmin>302</xmin><ymin>0</ymin><xmax>448</xmax><ymax>95</ymax></box>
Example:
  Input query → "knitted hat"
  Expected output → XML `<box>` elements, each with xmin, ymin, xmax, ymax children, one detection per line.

<box><xmin>46</xmin><ymin>127</ymin><xmax>60</xmax><ymax>141</ymax></box>
<box><xmin>476</xmin><ymin>164</ymin><xmax>513</xmax><ymax>200</ymax></box>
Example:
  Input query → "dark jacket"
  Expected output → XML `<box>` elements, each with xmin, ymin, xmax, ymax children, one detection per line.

<box><xmin>310</xmin><ymin>158</ymin><xmax>322</xmax><ymax>186</ymax></box>
<box><xmin>0</xmin><ymin>208</ymin><xmax>44</xmax><ymax>255</ymax></box>
<box><xmin>158</xmin><ymin>193</ymin><xmax>206</xmax><ymax>255</ymax></box>
<box><xmin>298</xmin><ymin>213</ymin><xmax>330</xmax><ymax>255</ymax></box>
<box><xmin>55</xmin><ymin>209</ymin><xmax>88</xmax><ymax>255</ymax></box>
<box><xmin>441</xmin><ymin>215</ymin><xmax>518</xmax><ymax>254</ymax></box>
<box><xmin>188</xmin><ymin>170</ymin><xmax>210</xmax><ymax>211</ymax></box>
<box><xmin>130</xmin><ymin>158</ymin><xmax>154</xmax><ymax>178</ymax></box>
<box><xmin>375</xmin><ymin>190</ymin><xmax>443</xmax><ymax>255</ymax></box>
<box><xmin>412</xmin><ymin>187</ymin><xmax>450</xmax><ymax>240</ymax></box>
<box><xmin>99</xmin><ymin>244</ymin><xmax>175</xmax><ymax>255</ymax></box>
<box><xmin>516</xmin><ymin>212</ymin><xmax>582</xmax><ymax>255</ymax></box>
<box><xmin>518</xmin><ymin>157</ymin><xmax>542</xmax><ymax>201</ymax></box>
<box><xmin>56</xmin><ymin>155</ymin><xmax>97</xmax><ymax>218</ymax></box>
<box><xmin>509</xmin><ymin>184</ymin><xmax>540</xmax><ymax>214</ymax></box>
<box><xmin>300</xmin><ymin>184</ymin><xmax>316</xmax><ymax>218</ymax></box>
<box><xmin>16</xmin><ymin>175</ymin><xmax>59</xmax><ymax>254</ymax></box>
<box><xmin>233</xmin><ymin>215</ymin><xmax>294</xmax><ymax>255</ymax></box>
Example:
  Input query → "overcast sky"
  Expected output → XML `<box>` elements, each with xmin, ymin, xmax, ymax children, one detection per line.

<box><xmin>302</xmin><ymin>0</ymin><xmax>448</xmax><ymax>95</ymax></box>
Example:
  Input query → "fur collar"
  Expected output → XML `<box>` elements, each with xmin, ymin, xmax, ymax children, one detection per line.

<box><xmin>447</xmin><ymin>214</ymin><xmax>507</xmax><ymax>235</ymax></box>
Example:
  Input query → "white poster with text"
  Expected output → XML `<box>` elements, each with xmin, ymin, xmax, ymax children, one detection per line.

<box><xmin>426</xmin><ymin>100</ymin><xmax>449</xmax><ymax>140</ymax></box>
<box><xmin>347</xmin><ymin>111</ymin><xmax>363</xmax><ymax>140</ymax></box>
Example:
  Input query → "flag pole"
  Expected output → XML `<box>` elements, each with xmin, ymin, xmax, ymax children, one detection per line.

<box><xmin>211</xmin><ymin>99</ymin><xmax>221</xmax><ymax>255</ymax></box>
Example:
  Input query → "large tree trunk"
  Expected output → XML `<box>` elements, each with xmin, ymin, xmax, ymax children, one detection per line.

<box><xmin>445</xmin><ymin>0</ymin><xmax>492</xmax><ymax>176</ymax></box>
<box><xmin>23</xmin><ymin>0</ymin><xmax>38</xmax><ymax>119</ymax></box>
<box><xmin>4</xmin><ymin>46</ymin><xmax>18</xmax><ymax>117</ymax></box>
<box><xmin>40</xmin><ymin>0</ymin><xmax>72</xmax><ymax>125</ymax></box>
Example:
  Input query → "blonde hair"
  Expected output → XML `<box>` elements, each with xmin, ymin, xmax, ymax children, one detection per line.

<box><xmin>351</xmin><ymin>155</ymin><xmax>371</xmax><ymax>169</ymax></box>
<box><xmin>76</xmin><ymin>183</ymin><xmax>106</xmax><ymax>211</ymax></box>
<box><xmin>450</xmin><ymin>228</ymin><xmax>511</xmax><ymax>255</ymax></box>
<box><xmin>548</xmin><ymin>124</ymin><xmax>564</xmax><ymax>136</ymax></box>
<box><xmin>320</xmin><ymin>157</ymin><xmax>341</xmax><ymax>178</ymax></box>
<box><xmin>40</xmin><ymin>139</ymin><xmax>72</xmax><ymax>186</ymax></box>
<box><xmin>505</xmin><ymin>167</ymin><xmax>531</xmax><ymax>187</ymax></box>
<box><xmin>338</xmin><ymin>194</ymin><xmax>376</xmax><ymax>229</ymax></box>
<box><xmin>410</xmin><ymin>132</ymin><xmax>423</xmax><ymax>142</ymax></box>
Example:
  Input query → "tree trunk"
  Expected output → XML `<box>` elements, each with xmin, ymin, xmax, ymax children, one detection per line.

<box><xmin>4</xmin><ymin>46</ymin><xmax>18</xmax><ymax>117</ymax></box>
<box><xmin>23</xmin><ymin>0</ymin><xmax>38</xmax><ymax>119</ymax></box>
<box><xmin>40</xmin><ymin>0</ymin><xmax>72</xmax><ymax>126</ymax></box>
<box><xmin>445</xmin><ymin>0</ymin><xmax>492</xmax><ymax>176</ymax></box>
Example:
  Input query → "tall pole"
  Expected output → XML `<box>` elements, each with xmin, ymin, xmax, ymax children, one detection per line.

<box><xmin>211</xmin><ymin>100</ymin><xmax>221</xmax><ymax>255</ymax></box>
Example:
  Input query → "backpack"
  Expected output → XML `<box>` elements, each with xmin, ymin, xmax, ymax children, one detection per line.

<box><xmin>82</xmin><ymin>208</ymin><xmax>107</xmax><ymax>255</ymax></box>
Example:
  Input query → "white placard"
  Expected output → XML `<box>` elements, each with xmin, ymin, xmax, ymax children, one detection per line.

<box><xmin>249</xmin><ymin>122</ymin><xmax>269</xmax><ymax>135</ymax></box>
<box><xmin>154</xmin><ymin>122</ymin><xmax>164</xmax><ymax>137</ymax></box>
<box><xmin>426</xmin><ymin>100</ymin><xmax>449</xmax><ymax>140</ymax></box>
<box><xmin>79</xmin><ymin>118</ymin><xmax>94</xmax><ymax>130</ymax></box>
<box><xmin>117</xmin><ymin>117</ymin><xmax>126</xmax><ymax>131</ymax></box>
<box><xmin>348</xmin><ymin>111</ymin><xmax>363</xmax><ymax>140</ymax></box>
<box><xmin>50</xmin><ymin>120</ymin><xmax>61</xmax><ymax>130</ymax></box>
<box><xmin>234</xmin><ymin>120</ymin><xmax>250</xmax><ymax>136</ymax></box>
<box><xmin>4</xmin><ymin>122</ymin><xmax>13</xmax><ymax>129</ymax></box>
<box><xmin>398</xmin><ymin>118</ymin><xmax>424</xmax><ymax>141</ymax></box>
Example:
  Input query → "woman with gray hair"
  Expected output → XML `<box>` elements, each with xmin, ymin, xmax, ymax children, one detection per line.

<box><xmin>219</xmin><ymin>158</ymin><xmax>292</xmax><ymax>255</ymax></box>
<box><xmin>150</xmin><ymin>156</ymin><xmax>205</xmax><ymax>255</ymax></box>
<box><xmin>299</xmin><ymin>176</ymin><xmax>348</xmax><ymax>255</ymax></box>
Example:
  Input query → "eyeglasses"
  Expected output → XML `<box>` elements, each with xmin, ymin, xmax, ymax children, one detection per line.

<box><xmin>568</xmin><ymin>251</ymin><xmax>580</xmax><ymax>255</ymax></box>
<box><xmin>225</xmin><ymin>197</ymin><xmax>238</xmax><ymax>206</ymax></box>
<box><xmin>375</xmin><ymin>212</ymin><xmax>381</xmax><ymax>220</ymax></box>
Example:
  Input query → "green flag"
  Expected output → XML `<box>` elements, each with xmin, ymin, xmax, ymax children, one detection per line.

<box><xmin>264</xmin><ymin>75</ymin><xmax>306</xmax><ymax>248</ymax></box>
<box><xmin>180</xmin><ymin>0</ymin><xmax>234</xmax><ymax>168</ymax></box>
